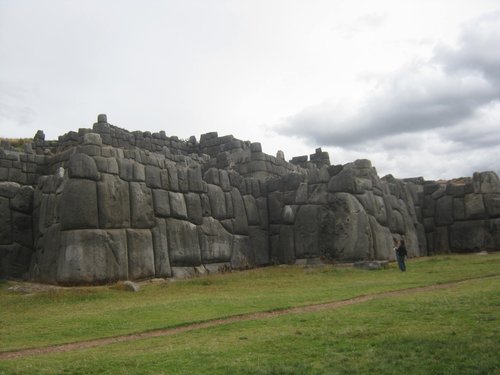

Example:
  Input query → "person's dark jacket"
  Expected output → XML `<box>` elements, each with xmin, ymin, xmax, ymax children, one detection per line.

<box><xmin>396</xmin><ymin>244</ymin><xmax>407</xmax><ymax>257</ymax></box>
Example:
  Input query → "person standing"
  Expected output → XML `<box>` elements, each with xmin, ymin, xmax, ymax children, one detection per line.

<box><xmin>395</xmin><ymin>239</ymin><xmax>407</xmax><ymax>272</ymax></box>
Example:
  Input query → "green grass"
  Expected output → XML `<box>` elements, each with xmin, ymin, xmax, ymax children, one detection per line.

<box><xmin>0</xmin><ymin>253</ymin><xmax>499</xmax><ymax>374</ymax></box>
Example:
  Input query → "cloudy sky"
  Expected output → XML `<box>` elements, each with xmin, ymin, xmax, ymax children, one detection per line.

<box><xmin>1</xmin><ymin>0</ymin><xmax>499</xmax><ymax>180</ymax></box>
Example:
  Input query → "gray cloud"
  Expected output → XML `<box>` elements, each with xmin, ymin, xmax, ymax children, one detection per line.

<box><xmin>277</xmin><ymin>11</ymin><xmax>500</xmax><ymax>149</ymax></box>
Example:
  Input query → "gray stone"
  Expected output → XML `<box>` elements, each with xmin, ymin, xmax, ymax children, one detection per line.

<box><xmin>118</xmin><ymin>159</ymin><xmax>134</xmax><ymax>181</ymax></box>
<box><xmin>207</xmin><ymin>184</ymin><xmax>226</xmax><ymax>219</ymax></box>
<box><xmin>188</xmin><ymin>165</ymin><xmax>204</xmax><ymax>192</ymax></box>
<box><xmin>327</xmin><ymin>193</ymin><xmax>371</xmax><ymax>261</ymax></box>
<box><xmin>0</xmin><ymin>243</ymin><xmax>32</xmax><ymax>279</ymax></box>
<box><xmin>168</xmin><ymin>191</ymin><xmax>188</xmax><ymax>220</ymax></box>
<box><xmin>177</xmin><ymin>166</ymin><xmax>189</xmax><ymax>192</ymax></box>
<box><xmin>243</xmin><ymin>195</ymin><xmax>259</xmax><ymax>225</ymax></box>
<box><xmin>132</xmin><ymin>162</ymin><xmax>145</xmax><ymax>182</ymax></box>
<box><xmin>295</xmin><ymin>182</ymin><xmax>308</xmax><ymax>204</ymax></box>
<box><xmin>151</xmin><ymin>219</ymin><xmax>172</xmax><ymax>277</ymax></box>
<box><xmin>60</xmin><ymin>179</ymin><xmax>99</xmax><ymax>230</ymax></box>
<box><xmin>307</xmin><ymin>184</ymin><xmax>328</xmax><ymax>204</ymax></box>
<box><xmin>0</xmin><ymin>197</ymin><xmax>12</xmax><ymax>245</ymax></box>
<box><xmin>449</xmin><ymin>220</ymin><xmax>490</xmax><ymax>252</ymax></box>
<box><xmin>484</xmin><ymin>194</ymin><xmax>500</xmax><ymax>218</ymax></box>
<box><xmin>122</xmin><ymin>280</ymin><xmax>140</xmax><ymax>292</ymax></box>
<box><xmin>199</xmin><ymin>217</ymin><xmax>233</xmax><ymax>263</ymax></box>
<box><xmin>97</xmin><ymin>174</ymin><xmax>130</xmax><ymax>228</ymax></box>
<box><xmin>434</xmin><ymin>226</ymin><xmax>450</xmax><ymax>253</ymax></box>
<box><xmin>473</xmin><ymin>171</ymin><xmax>500</xmax><ymax>194</ymax></box>
<box><xmin>10</xmin><ymin>185</ymin><xmax>34</xmax><ymax>213</ymax></box>
<box><xmin>276</xmin><ymin>225</ymin><xmax>295</xmax><ymax>264</ymax></box>
<box><xmin>83</xmin><ymin>133</ymin><xmax>102</xmax><ymax>146</ymax></box>
<box><xmin>68</xmin><ymin>153</ymin><xmax>99</xmax><ymax>180</ymax></box>
<box><xmin>219</xmin><ymin>170</ymin><xmax>231</xmax><ymax>192</ymax></box>
<box><xmin>353</xmin><ymin>260</ymin><xmax>389</xmax><ymax>270</ymax></box>
<box><xmin>294</xmin><ymin>205</ymin><xmax>321</xmax><ymax>258</ymax></box>
<box><xmin>256</xmin><ymin>197</ymin><xmax>269</xmax><ymax>230</ymax></box>
<box><xmin>166</xmin><ymin>163</ymin><xmax>179</xmax><ymax>191</ymax></box>
<box><xmin>12</xmin><ymin>211</ymin><xmax>32</xmax><ymax>248</ymax></box>
<box><xmin>267</xmin><ymin>191</ymin><xmax>283</xmax><ymax>224</ymax></box>
<box><xmin>57</xmin><ymin>229</ymin><xmax>128</xmax><ymax>284</ymax></box>
<box><xmin>368</xmin><ymin>216</ymin><xmax>394</xmax><ymax>260</ymax></box>
<box><xmin>231</xmin><ymin>235</ymin><xmax>254</xmax><ymax>269</ymax></box>
<box><xmin>200</xmin><ymin>193</ymin><xmax>211</xmax><ymax>217</ymax></box>
<box><xmin>126</xmin><ymin>229</ymin><xmax>155</xmax><ymax>280</ymax></box>
<box><xmin>464</xmin><ymin>193</ymin><xmax>486</xmax><ymax>219</ymax></box>
<box><xmin>282</xmin><ymin>205</ymin><xmax>299</xmax><ymax>225</ymax></box>
<box><xmin>185</xmin><ymin>193</ymin><xmax>203</xmax><ymax>225</ymax></box>
<box><xmin>145</xmin><ymin>166</ymin><xmax>162</xmax><ymax>188</ymax></box>
<box><xmin>249</xmin><ymin>226</ymin><xmax>269</xmax><ymax>265</ymax></box>
<box><xmin>435</xmin><ymin>195</ymin><xmax>454</xmax><ymax>225</ymax></box>
<box><xmin>328</xmin><ymin>167</ymin><xmax>358</xmax><ymax>194</ymax></box>
<box><xmin>453</xmin><ymin>197</ymin><xmax>465</xmax><ymax>220</ymax></box>
<box><xmin>231</xmin><ymin>188</ymin><xmax>248</xmax><ymax>234</ymax></box>
<box><xmin>152</xmin><ymin>189</ymin><xmax>171</xmax><ymax>217</ymax></box>
<box><xmin>225</xmin><ymin>191</ymin><xmax>234</xmax><ymax>218</ymax></box>
<box><xmin>166</xmin><ymin>218</ymin><xmax>202</xmax><ymax>266</ymax></box>
<box><xmin>129</xmin><ymin>182</ymin><xmax>155</xmax><ymax>228</ymax></box>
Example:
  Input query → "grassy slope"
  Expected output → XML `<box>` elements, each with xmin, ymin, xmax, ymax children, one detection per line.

<box><xmin>0</xmin><ymin>254</ymin><xmax>499</xmax><ymax>374</ymax></box>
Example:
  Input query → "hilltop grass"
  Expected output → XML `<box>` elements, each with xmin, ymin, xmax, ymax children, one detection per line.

<box><xmin>1</xmin><ymin>253</ymin><xmax>499</xmax><ymax>356</ymax></box>
<box><xmin>0</xmin><ymin>268</ymin><xmax>498</xmax><ymax>374</ymax></box>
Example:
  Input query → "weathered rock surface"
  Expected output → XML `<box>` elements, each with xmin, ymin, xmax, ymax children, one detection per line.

<box><xmin>1</xmin><ymin>115</ymin><xmax>499</xmax><ymax>284</ymax></box>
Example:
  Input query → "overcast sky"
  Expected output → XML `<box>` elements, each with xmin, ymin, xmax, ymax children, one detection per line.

<box><xmin>1</xmin><ymin>0</ymin><xmax>499</xmax><ymax>180</ymax></box>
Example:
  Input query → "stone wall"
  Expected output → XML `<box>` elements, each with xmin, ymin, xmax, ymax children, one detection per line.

<box><xmin>0</xmin><ymin>114</ymin><xmax>498</xmax><ymax>284</ymax></box>
<box><xmin>417</xmin><ymin>172</ymin><xmax>500</xmax><ymax>253</ymax></box>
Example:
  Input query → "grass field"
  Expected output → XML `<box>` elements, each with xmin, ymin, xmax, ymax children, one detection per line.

<box><xmin>1</xmin><ymin>253</ymin><xmax>499</xmax><ymax>374</ymax></box>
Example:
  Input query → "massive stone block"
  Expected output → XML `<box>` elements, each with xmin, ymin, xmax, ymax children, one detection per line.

<box><xmin>368</xmin><ymin>216</ymin><xmax>394</xmax><ymax>260</ymax></box>
<box><xmin>0</xmin><ymin>197</ymin><xmax>11</xmax><ymax>245</ymax></box>
<box><xmin>11</xmin><ymin>185</ymin><xmax>34</xmax><ymax>213</ymax></box>
<box><xmin>199</xmin><ymin>217</ymin><xmax>233</xmax><ymax>263</ymax></box>
<box><xmin>97</xmin><ymin>174</ymin><xmax>130</xmax><ymax>228</ymax></box>
<box><xmin>231</xmin><ymin>235</ymin><xmax>254</xmax><ymax>269</ymax></box>
<box><xmin>57</xmin><ymin>229</ymin><xmax>128</xmax><ymax>284</ymax></box>
<box><xmin>243</xmin><ymin>195</ymin><xmax>259</xmax><ymax>225</ymax></box>
<box><xmin>435</xmin><ymin>195</ymin><xmax>453</xmax><ymax>225</ymax></box>
<box><xmin>130</xmin><ymin>182</ymin><xmax>155</xmax><ymax>228</ymax></box>
<box><xmin>145</xmin><ymin>166</ymin><xmax>162</xmax><ymax>188</ymax></box>
<box><xmin>231</xmin><ymin>188</ymin><xmax>248</xmax><ymax>234</ymax></box>
<box><xmin>169</xmin><ymin>191</ymin><xmax>188</xmax><ymax>220</ymax></box>
<box><xmin>185</xmin><ymin>192</ymin><xmax>203</xmax><ymax>225</ymax></box>
<box><xmin>207</xmin><ymin>184</ymin><xmax>226</xmax><ymax>220</ymax></box>
<box><xmin>126</xmin><ymin>228</ymin><xmax>155</xmax><ymax>280</ymax></box>
<box><xmin>327</xmin><ymin>193</ymin><xmax>371</xmax><ymax>261</ymax></box>
<box><xmin>12</xmin><ymin>211</ymin><xmax>32</xmax><ymax>248</ymax></box>
<box><xmin>449</xmin><ymin>220</ymin><xmax>490</xmax><ymax>252</ymax></box>
<box><xmin>484</xmin><ymin>194</ymin><xmax>500</xmax><ymax>218</ymax></box>
<box><xmin>152</xmin><ymin>189</ymin><xmax>171</xmax><ymax>217</ymax></box>
<box><xmin>294</xmin><ymin>205</ymin><xmax>321</xmax><ymax>258</ymax></box>
<box><xmin>464</xmin><ymin>193</ymin><xmax>486</xmax><ymax>219</ymax></box>
<box><xmin>249</xmin><ymin>226</ymin><xmax>269</xmax><ymax>266</ymax></box>
<box><xmin>60</xmin><ymin>179</ymin><xmax>99</xmax><ymax>230</ymax></box>
<box><xmin>68</xmin><ymin>153</ymin><xmax>99</xmax><ymax>180</ymax></box>
<box><xmin>151</xmin><ymin>219</ymin><xmax>172</xmax><ymax>277</ymax></box>
<box><xmin>166</xmin><ymin>218</ymin><xmax>202</xmax><ymax>266</ymax></box>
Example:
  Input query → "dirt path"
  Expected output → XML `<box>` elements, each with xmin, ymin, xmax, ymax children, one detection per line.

<box><xmin>1</xmin><ymin>276</ymin><xmax>496</xmax><ymax>360</ymax></box>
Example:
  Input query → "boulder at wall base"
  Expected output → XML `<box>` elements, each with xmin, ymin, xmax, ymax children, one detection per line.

<box><xmin>449</xmin><ymin>220</ymin><xmax>492</xmax><ymax>252</ymax></box>
<box><xmin>199</xmin><ymin>217</ymin><xmax>233</xmax><ymax>263</ymax></box>
<box><xmin>249</xmin><ymin>226</ymin><xmax>269</xmax><ymax>266</ymax></box>
<box><xmin>166</xmin><ymin>218</ymin><xmax>202</xmax><ymax>266</ymax></box>
<box><xmin>368</xmin><ymin>216</ymin><xmax>394</xmax><ymax>260</ymax></box>
<box><xmin>0</xmin><ymin>243</ymin><xmax>32</xmax><ymax>279</ymax></box>
<box><xmin>0</xmin><ymin>196</ymin><xmax>12</xmax><ymax>245</ymax></box>
<box><xmin>326</xmin><ymin>193</ymin><xmax>372</xmax><ymax>261</ymax></box>
<box><xmin>57</xmin><ymin>229</ymin><xmax>128</xmax><ymax>285</ymax></box>
<box><xmin>293</xmin><ymin>205</ymin><xmax>326</xmax><ymax>258</ymax></box>
<box><xmin>126</xmin><ymin>229</ymin><xmax>155</xmax><ymax>280</ymax></box>
<box><xmin>151</xmin><ymin>219</ymin><xmax>172</xmax><ymax>278</ymax></box>
<box><xmin>231</xmin><ymin>235</ymin><xmax>254</xmax><ymax>269</ymax></box>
